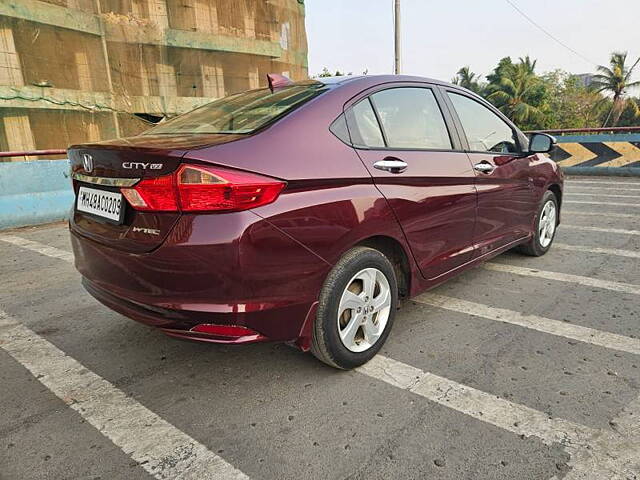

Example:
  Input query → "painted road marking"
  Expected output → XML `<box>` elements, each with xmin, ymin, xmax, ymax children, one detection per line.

<box><xmin>0</xmin><ymin>234</ymin><xmax>73</xmax><ymax>262</ymax></box>
<box><xmin>414</xmin><ymin>293</ymin><xmax>640</xmax><ymax>356</ymax></box>
<box><xmin>567</xmin><ymin>180</ymin><xmax>640</xmax><ymax>186</ymax></box>
<box><xmin>0</xmin><ymin>311</ymin><xmax>249</xmax><ymax>480</ymax></box>
<box><xmin>555</xmin><ymin>243</ymin><xmax>640</xmax><ymax>259</ymax></box>
<box><xmin>484</xmin><ymin>263</ymin><xmax>640</xmax><ymax>296</ymax></box>
<box><xmin>570</xmin><ymin>186</ymin><xmax>640</xmax><ymax>193</ymax></box>
<box><xmin>563</xmin><ymin>211</ymin><xmax>640</xmax><ymax>220</ymax></box>
<box><xmin>563</xmin><ymin>225</ymin><xmax>640</xmax><ymax>236</ymax></box>
<box><xmin>358</xmin><ymin>356</ymin><xmax>640</xmax><ymax>478</ymax></box>
<box><xmin>357</xmin><ymin>355</ymin><xmax>596</xmax><ymax>445</ymax></box>
<box><xmin>568</xmin><ymin>193</ymin><xmax>640</xmax><ymax>199</ymax></box>
<box><xmin>565</xmin><ymin>200</ymin><xmax>640</xmax><ymax>207</ymax></box>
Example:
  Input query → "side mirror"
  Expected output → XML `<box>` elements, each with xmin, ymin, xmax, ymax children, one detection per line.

<box><xmin>528</xmin><ymin>132</ymin><xmax>556</xmax><ymax>154</ymax></box>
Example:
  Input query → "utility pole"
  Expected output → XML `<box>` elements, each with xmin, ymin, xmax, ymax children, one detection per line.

<box><xmin>394</xmin><ymin>0</ymin><xmax>401</xmax><ymax>74</ymax></box>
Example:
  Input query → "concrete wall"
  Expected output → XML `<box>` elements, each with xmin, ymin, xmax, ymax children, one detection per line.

<box><xmin>551</xmin><ymin>134</ymin><xmax>640</xmax><ymax>173</ymax></box>
<box><xmin>0</xmin><ymin>159</ymin><xmax>72</xmax><ymax>229</ymax></box>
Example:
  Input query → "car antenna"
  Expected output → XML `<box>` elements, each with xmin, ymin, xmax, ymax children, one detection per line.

<box><xmin>267</xmin><ymin>73</ymin><xmax>293</xmax><ymax>93</ymax></box>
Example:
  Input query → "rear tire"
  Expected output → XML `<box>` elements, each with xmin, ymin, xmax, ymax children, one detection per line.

<box><xmin>517</xmin><ymin>190</ymin><xmax>558</xmax><ymax>257</ymax></box>
<box><xmin>311</xmin><ymin>247</ymin><xmax>398</xmax><ymax>370</ymax></box>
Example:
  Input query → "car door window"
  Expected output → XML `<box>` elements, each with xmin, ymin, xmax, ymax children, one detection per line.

<box><xmin>447</xmin><ymin>92</ymin><xmax>519</xmax><ymax>153</ymax></box>
<box><xmin>370</xmin><ymin>87</ymin><xmax>452</xmax><ymax>150</ymax></box>
<box><xmin>351</xmin><ymin>98</ymin><xmax>385</xmax><ymax>148</ymax></box>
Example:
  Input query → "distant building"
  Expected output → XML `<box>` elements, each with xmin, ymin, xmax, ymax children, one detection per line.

<box><xmin>0</xmin><ymin>0</ymin><xmax>308</xmax><ymax>157</ymax></box>
<box><xmin>575</xmin><ymin>73</ymin><xmax>596</xmax><ymax>88</ymax></box>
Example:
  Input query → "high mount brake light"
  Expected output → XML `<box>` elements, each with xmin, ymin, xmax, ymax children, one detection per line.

<box><xmin>121</xmin><ymin>164</ymin><xmax>285</xmax><ymax>212</ymax></box>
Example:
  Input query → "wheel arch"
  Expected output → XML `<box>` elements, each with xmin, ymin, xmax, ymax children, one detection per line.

<box><xmin>548</xmin><ymin>183</ymin><xmax>562</xmax><ymax>223</ymax></box>
<box><xmin>355</xmin><ymin>235</ymin><xmax>411</xmax><ymax>299</ymax></box>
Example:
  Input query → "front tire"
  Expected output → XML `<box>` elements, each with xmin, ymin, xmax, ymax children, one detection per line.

<box><xmin>517</xmin><ymin>190</ymin><xmax>558</xmax><ymax>257</ymax></box>
<box><xmin>311</xmin><ymin>247</ymin><xmax>398</xmax><ymax>370</ymax></box>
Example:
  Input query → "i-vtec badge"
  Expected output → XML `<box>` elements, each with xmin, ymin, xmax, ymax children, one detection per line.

<box><xmin>132</xmin><ymin>226</ymin><xmax>161</xmax><ymax>236</ymax></box>
<box><xmin>122</xmin><ymin>162</ymin><xmax>163</xmax><ymax>170</ymax></box>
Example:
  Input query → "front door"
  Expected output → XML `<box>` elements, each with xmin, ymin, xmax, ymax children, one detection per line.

<box><xmin>346</xmin><ymin>85</ymin><xmax>477</xmax><ymax>280</ymax></box>
<box><xmin>443</xmin><ymin>89</ymin><xmax>536</xmax><ymax>256</ymax></box>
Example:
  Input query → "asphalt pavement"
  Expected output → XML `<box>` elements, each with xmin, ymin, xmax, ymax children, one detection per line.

<box><xmin>1</xmin><ymin>176</ymin><xmax>639</xmax><ymax>480</ymax></box>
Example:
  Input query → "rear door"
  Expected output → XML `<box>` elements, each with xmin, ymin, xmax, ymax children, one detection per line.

<box><xmin>346</xmin><ymin>84</ymin><xmax>477</xmax><ymax>280</ymax></box>
<box><xmin>441</xmin><ymin>88</ymin><xmax>537</xmax><ymax>256</ymax></box>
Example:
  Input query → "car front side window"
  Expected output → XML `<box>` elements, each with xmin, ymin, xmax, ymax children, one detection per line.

<box><xmin>447</xmin><ymin>92</ymin><xmax>519</xmax><ymax>154</ymax></box>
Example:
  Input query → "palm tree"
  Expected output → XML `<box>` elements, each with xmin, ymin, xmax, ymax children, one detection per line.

<box><xmin>486</xmin><ymin>61</ymin><xmax>545</xmax><ymax>127</ymax></box>
<box><xmin>452</xmin><ymin>66</ymin><xmax>481</xmax><ymax>93</ymax></box>
<box><xmin>518</xmin><ymin>56</ymin><xmax>537</xmax><ymax>76</ymax></box>
<box><xmin>591</xmin><ymin>52</ymin><xmax>640</xmax><ymax>126</ymax></box>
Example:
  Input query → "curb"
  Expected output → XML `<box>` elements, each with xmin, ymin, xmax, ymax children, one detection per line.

<box><xmin>562</xmin><ymin>166</ymin><xmax>640</xmax><ymax>177</ymax></box>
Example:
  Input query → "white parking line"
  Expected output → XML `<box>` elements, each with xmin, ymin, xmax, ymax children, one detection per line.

<box><xmin>567</xmin><ymin>180</ymin><xmax>640</xmax><ymax>186</ymax></box>
<box><xmin>0</xmin><ymin>311</ymin><xmax>249</xmax><ymax>480</ymax></box>
<box><xmin>555</xmin><ymin>243</ymin><xmax>640</xmax><ymax>259</ymax></box>
<box><xmin>563</xmin><ymin>225</ymin><xmax>640</xmax><ymax>236</ymax></box>
<box><xmin>484</xmin><ymin>263</ymin><xmax>640</xmax><ymax>296</ymax></box>
<box><xmin>414</xmin><ymin>293</ymin><xmax>640</xmax><ymax>355</ymax></box>
<box><xmin>568</xmin><ymin>193</ymin><xmax>640</xmax><ymax>199</ymax></box>
<box><xmin>357</xmin><ymin>355</ymin><xmax>596</xmax><ymax>445</ymax></box>
<box><xmin>570</xmin><ymin>186</ymin><xmax>640</xmax><ymax>193</ymax></box>
<box><xmin>565</xmin><ymin>200</ymin><xmax>640</xmax><ymax>207</ymax></box>
<box><xmin>358</xmin><ymin>356</ymin><xmax>640</xmax><ymax>478</ymax></box>
<box><xmin>0</xmin><ymin>234</ymin><xmax>73</xmax><ymax>262</ymax></box>
<box><xmin>563</xmin><ymin>211</ymin><xmax>640</xmax><ymax>220</ymax></box>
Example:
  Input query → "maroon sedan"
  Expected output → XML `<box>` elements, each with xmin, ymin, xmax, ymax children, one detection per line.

<box><xmin>69</xmin><ymin>74</ymin><xmax>562</xmax><ymax>369</ymax></box>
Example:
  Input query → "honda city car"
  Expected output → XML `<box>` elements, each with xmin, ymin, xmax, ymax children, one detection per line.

<box><xmin>68</xmin><ymin>74</ymin><xmax>562</xmax><ymax>369</ymax></box>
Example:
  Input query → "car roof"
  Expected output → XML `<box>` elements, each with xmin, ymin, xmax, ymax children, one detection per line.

<box><xmin>316</xmin><ymin>74</ymin><xmax>458</xmax><ymax>89</ymax></box>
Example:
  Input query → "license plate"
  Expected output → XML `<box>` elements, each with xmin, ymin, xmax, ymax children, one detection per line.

<box><xmin>76</xmin><ymin>186</ymin><xmax>124</xmax><ymax>223</ymax></box>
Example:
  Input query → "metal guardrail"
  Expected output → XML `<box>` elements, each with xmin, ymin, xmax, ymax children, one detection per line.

<box><xmin>0</xmin><ymin>149</ymin><xmax>66</xmax><ymax>160</ymax></box>
<box><xmin>527</xmin><ymin>126</ymin><xmax>640</xmax><ymax>135</ymax></box>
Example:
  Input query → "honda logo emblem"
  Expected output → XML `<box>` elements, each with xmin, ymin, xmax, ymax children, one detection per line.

<box><xmin>82</xmin><ymin>153</ymin><xmax>93</xmax><ymax>173</ymax></box>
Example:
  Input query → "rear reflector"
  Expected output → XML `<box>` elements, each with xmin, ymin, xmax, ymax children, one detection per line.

<box><xmin>190</xmin><ymin>324</ymin><xmax>260</xmax><ymax>338</ymax></box>
<box><xmin>121</xmin><ymin>164</ymin><xmax>285</xmax><ymax>212</ymax></box>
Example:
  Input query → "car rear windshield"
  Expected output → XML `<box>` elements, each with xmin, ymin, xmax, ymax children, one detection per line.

<box><xmin>145</xmin><ymin>83</ymin><xmax>328</xmax><ymax>135</ymax></box>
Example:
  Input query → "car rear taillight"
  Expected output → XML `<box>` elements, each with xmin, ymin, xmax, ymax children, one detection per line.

<box><xmin>121</xmin><ymin>164</ymin><xmax>285</xmax><ymax>212</ymax></box>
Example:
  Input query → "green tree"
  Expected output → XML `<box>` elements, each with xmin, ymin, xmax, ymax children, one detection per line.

<box><xmin>316</xmin><ymin>68</ymin><xmax>351</xmax><ymax>78</ymax></box>
<box><xmin>542</xmin><ymin>70</ymin><xmax>608</xmax><ymax>129</ymax></box>
<box><xmin>452</xmin><ymin>66</ymin><xmax>483</xmax><ymax>94</ymax></box>
<box><xmin>485</xmin><ymin>57</ymin><xmax>548</xmax><ymax>130</ymax></box>
<box><xmin>591</xmin><ymin>51</ymin><xmax>640</xmax><ymax>126</ymax></box>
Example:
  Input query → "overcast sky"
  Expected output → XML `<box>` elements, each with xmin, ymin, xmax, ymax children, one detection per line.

<box><xmin>304</xmin><ymin>0</ymin><xmax>640</xmax><ymax>82</ymax></box>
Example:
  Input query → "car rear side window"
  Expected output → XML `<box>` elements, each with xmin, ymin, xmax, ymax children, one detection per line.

<box><xmin>447</xmin><ymin>92</ymin><xmax>519</xmax><ymax>153</ymax></box>
<box><xmin>369</xmin><ymin>88</ymin><xmax>452</xmax><ymax>150</ymax></box>
<box><xmin>351</xmin><ymin>99</ymin><xmax>386</xmax><ymax>148</ymax></box>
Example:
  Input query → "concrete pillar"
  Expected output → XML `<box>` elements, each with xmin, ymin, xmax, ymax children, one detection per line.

<box><xmin>194</xmin><ymin>0</ymin><xmax>218</xmax><ymax>33</ymax></box>
<box><xmin>156</xmin><ymin>63</ymin><xmax>177</xmax><ymax>97</ymax></box>
<box><xmin>87</xmin><ymin>121</ymin><xmax>101</xmax><ymax>142</ymax></box>
<box><xmin>0</xmin><ymin>25</ymin><xmax>24</xmax><ymax>87</ymax></box>
<box><xmin>74</xmin><ymin>51</ymin><xmax>93</xmax><ymax>91</ymax></box>
<box><xmin>201</xmin><ymin>63</ymin><xmax>224</xmax><ymax>98</ymax></box>
<box><xmin>2</xmin><ymin>114</ymin><xmax>36</xmax><ymax>156</ymax></box>
<box><xmin>244</xmin><ymin>7</ymin><xmax>256</xmax><ymax>39</ymax></box>
<box><xmin>148</xmin><ymin>0</ymin><xmax>169</xmax><ymax>29</ymax></box>
<box><xmin>248</xmin><ymin>65</ymin><xmax>259</xmax><ymax>90</ymax></box>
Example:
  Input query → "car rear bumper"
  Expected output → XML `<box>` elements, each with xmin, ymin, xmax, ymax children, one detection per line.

<box><xmin>71</xmin><ymin>212</ymin><xmax>331</xmax><ymax>346</ymax></box>
<box><xmin>82</xmin><ymin>277</ymin><xmax>312</xmax><ymax>345</ymax></box>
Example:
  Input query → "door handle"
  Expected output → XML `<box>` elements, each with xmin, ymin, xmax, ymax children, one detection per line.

<box><xmin>473</xmin><ymin>162</ymin><xmax>495</xmax><ymax>174</ymax></box>
<box><xmin>373</xmin><ymin>158</ymin><xmax>408</xmax><ymax>174</ymax></box>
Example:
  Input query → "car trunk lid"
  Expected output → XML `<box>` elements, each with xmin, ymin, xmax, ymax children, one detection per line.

<box><xmin>69</xmin><ymin>134</ymin><xmax>245</xmax><ymax>253</ymax></box>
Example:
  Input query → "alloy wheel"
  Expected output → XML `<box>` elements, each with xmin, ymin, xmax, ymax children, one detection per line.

<box><xmin>337</xmin><ymin>268</ymin><xmax>392</xmax><ymax>353</ymax></box>
<box><xmin>539</xmin><ymin>200</ymin><xmax>557</xmax><ymax>248</ymax></box>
